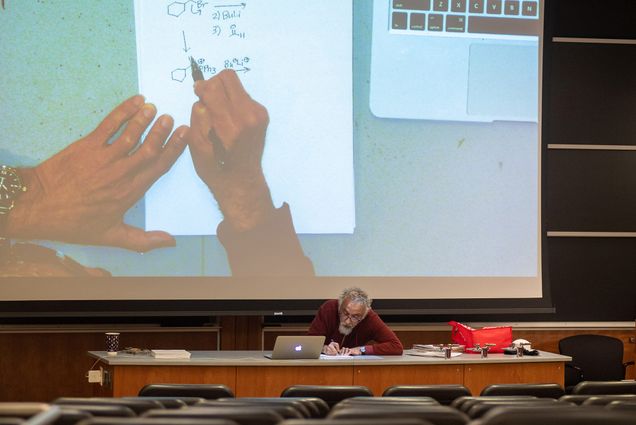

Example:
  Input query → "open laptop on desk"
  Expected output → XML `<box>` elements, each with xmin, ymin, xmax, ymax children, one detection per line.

<box><xmin>370</xmin><ymin>0</ymin><xmax>542</xmax><ymax>122</ymax></box>
<box><xmin>265</xmin><ymin>336</ymin><xmax>325</xmax><ymax>360</ymax></box>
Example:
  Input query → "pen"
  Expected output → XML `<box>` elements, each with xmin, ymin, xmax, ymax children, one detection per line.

<box><xmin>189</xmin><ymin>56</ymin><xmax>226</xmax><ymax>168</ymax></box>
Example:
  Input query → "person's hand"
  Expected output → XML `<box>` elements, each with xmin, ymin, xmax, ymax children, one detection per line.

<box><xmin>188</xmin><ymin>69</ymin><xmax>275</xmax><ymax>232</ymax></box>
<box><xmin>323</xmin><ymin>341</ymin><xmax>341</xmax><ymax>355</ymax></box>
<box><xmin>6</xmin><ymin>95</ymin><xmax>188</xmax><ymax>252</ymax></box>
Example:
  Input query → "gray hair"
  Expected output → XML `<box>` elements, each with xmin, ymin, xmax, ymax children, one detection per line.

<box><xmin>338</xmin><ymin>287</ymin><xmax>372</xmax><ymax>311</ymax></box>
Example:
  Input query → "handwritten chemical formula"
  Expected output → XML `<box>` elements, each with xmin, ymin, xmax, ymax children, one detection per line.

<box><xmin>167</xmin><ymin>1</ymin><xmax>249</xmax><ymax>82</ymax></box>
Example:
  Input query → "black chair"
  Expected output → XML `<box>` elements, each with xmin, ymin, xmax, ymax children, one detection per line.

<box><xmin>195</xmin><ymin>401</ymin><xmax>304</xmax><ymax>419</ymax></box>
<box><xmin>464</xmin><ymin>399</ymin><xmax>566</xmax><ymax>419</ymax></box>
<box><xmin>478</xmin><ymin>405</ymin><xmax>636</xmax><ymax>425</ymax></box>
<box><xmin>122</xmin><ymin>397</ymin><xmax>191</xmax><ymax>409</ymax></box>
<box><xmin>218</xmin><ymin>398</ymin><xmax>312</xmax><ymax>418</ymax></box>
<box><xmin>266</xmin><ymin>397</ymin><xmax>329</xmax><ymax>418</ymax></box>
<box><xmin>53</xmin><ymin>399</ymin><xmax>163</xmax><ymax>415</ymax></box>
<box><xmin>558</xmin><ymin>334</ymin><xmax>634</xmax><ymax>391</ymax></box>
<box><xmin>280</xmin><ymin>385</ymin><xmax>373</xmax><ymax>408</ymax></box>
<box><xmin>77</xmin><ymin>418</ymin><xmax>239</xmax><ymax>425</ymax></box>
<box><xmin>382</xmin><ymin>385</ymin><xmax>471</xmax><ymax>405</ymax></box>
<box><xmin>52</xmin><ymin>405</ymin><xmax>135</xmax><ymax>418</ymax></box>
<box><xmin>334</xmin><ymin>396</ymin><xmax>439</xmax><ymax>408</ymax></box>
<box><xmin>479</xmin><ymin>383</ymin><xmax>565</xmax><ymax>398</ymax></box>
<box><xmin>279</xmin><ymin>419</ymin><xmax>433</xmax><ymax>425</ymax></box>
<box><xmin>138</xmin><ymin>384</ymin><xmax>234</xmax><ymax>400</ymax></box>
<box><xmin>605</xmin><ymin>400</ymin><xmax>636</xmax><ymax>412</ymax></box>
<box><xmin>327</xmin><ymin>405</ymin><xmax>469</xmax><ymax>425</ymax></box>
<box><xmin>450</xmin><ymin>396</ymin><xmax>538</xmax><ymax>413</ymax></box>
<box><xmin>580</xmin><ymin>394</ymin><xmax>636</xmax><ymax>406</ymax></box>
<box><xmin>571</xmin><ymin>380</ymin><xmax>636</xmax><ymax>395</ymax></box>
<box><xmin>143</xmin><ymin>406</ymin><xmax>283</xmax><ymax>425</ymax></box>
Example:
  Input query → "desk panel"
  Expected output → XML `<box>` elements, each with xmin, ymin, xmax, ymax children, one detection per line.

<box><xmin>354</xmin><ymin>364</ymin><xmax>463</xmax><ymax>395</ymax></box>
<box><xmin>236</xmin><ymin>366</ymin><xmax>353</xmax><ymax>397</ymax></box>
<box><xmin>463</xmin><ymin>362</ymin><xmax>564</xmax><ymax>395</ymax></box>
<box><xmin>107</xmin><ymin>365</ymin><xmax>237</xmax><ymax>397</ymax></box>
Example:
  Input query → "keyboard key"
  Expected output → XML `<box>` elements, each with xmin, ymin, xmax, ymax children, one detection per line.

<box><xmin>487</xmin><ymin>0</ymin><xmax>502</xmax><ymax>14</ymax></box>
<box><xmin>451</xmin><ymin>0</ymin><xmax>467</xmax><ymax>12</ymax></box>
<box><xmin>410</xmin><ymin>13</ymin><xmax>426</xmax><ymax>30</ymax></box>
<box><xmin>521</xmin><ymin>1</ymin><xmax>538</xmax><ymax>16</ymax></box>
<box><xmin>468</xmin><ymin>15</ymin><xmax>539</xmax><ymax>35</ymax></box>
<box><xmin>446</xmin><ymin>15</ymin><xmax>466</xmax><ymax>32</ymax></box>
<box><xmin>392</xmin><ymin>11</ymin><xmax>408</xmax><ymax>29</ymax></box>
<box><xmin>469</xmin><ymin>0</ymin><xmax>484</xmax><ymax>14</ymax></box>
<box><xmin>504</xmin><ymin>0</ymin><xmax>520</xmax><ymax>15</ymax></box>
<box><xmin>393</xmin><ymin>0</ymin><xmax>431</xmax><ymax>10</ymax></box>
<box><xmin>433</xmin><ymin>0</ymin><xmax>448</xmax><ymax>11</ymax></box>
<box><xmin>428</xmin><ymin>13</ymin><xmax>444</xmax><ymax>31</ymax></box>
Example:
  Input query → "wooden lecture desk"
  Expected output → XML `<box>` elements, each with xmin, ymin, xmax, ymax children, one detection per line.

<box><xmin>88</xmin><ymin>350</ymin><xmax>571</xmax><ymax>397</ymax></box>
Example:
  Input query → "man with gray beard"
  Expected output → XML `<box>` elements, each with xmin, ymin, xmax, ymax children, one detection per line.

<box><xmin>308</xmin><ymin>287</ymin><xmax>403</xmax><ymax>356</ymax></box>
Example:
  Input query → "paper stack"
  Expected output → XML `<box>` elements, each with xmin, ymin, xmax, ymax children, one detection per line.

<box><xmin>150</xmin><ymin>349</ymin><xmax>191</xmax><ymax>359</ymax></box>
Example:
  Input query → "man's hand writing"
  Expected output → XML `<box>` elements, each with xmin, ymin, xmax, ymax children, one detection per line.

<box><xmin>188</xmin><ymin>69</ymin><xmax>275</xmax><ymax>232</ymax></box>
<box><xmin>6</xmin><ymin>95</ymin><xmax>188</xmax><ymax>252</ymax></box>
<box><xmin>323</xmin><ymin>341</ymin><xmax>341</xmax><ymax>356</ymax></box>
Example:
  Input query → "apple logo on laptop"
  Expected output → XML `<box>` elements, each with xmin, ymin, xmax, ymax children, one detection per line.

<box><xmin>294</xmin><ymin>345</ymin><xmax>303</xmax><ymax>352</ymax></box>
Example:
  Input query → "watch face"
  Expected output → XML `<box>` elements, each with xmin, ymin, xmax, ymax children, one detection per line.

<box><xmin>0</xmin><ymin>166</ymin><xmax>24</xmax><ymax>203</ymax></box>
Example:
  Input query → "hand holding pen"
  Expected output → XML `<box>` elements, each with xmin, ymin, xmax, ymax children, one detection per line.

<box><xmin>187</xmin><ymin>58</ymin><xmax>276</xmax><ymax>232</ymax></box>
<box><xmin>324</xmin><ymin>340</ymin><xmax>341</xmax><ymax>355</ymax></box>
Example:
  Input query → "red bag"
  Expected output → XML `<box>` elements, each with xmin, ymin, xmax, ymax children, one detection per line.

<box><xmin>448</xmin><ymin>321</ymin><xmax>512</xmax><ymax>353</ymax></box>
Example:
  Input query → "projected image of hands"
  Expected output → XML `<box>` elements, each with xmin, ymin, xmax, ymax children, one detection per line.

<box><xmin>5</xmin><ymin>96</ymin><xmax>188</xmax><ymax>252</ymax></box>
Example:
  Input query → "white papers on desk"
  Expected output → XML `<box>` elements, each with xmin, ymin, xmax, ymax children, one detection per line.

<box><xmin>320</xmin><ymin>354</ymin><xmax>383</xmax><ymax>360</ymax></box>
<box><xmin>408</xmin><ymin>351</ymin><xmax>462</xmax><ymax>358</ymax></box>
<box><xmin>150</xmin><ymin>349</ymin><xmax>191</xmax><ymax>359</ymax></box>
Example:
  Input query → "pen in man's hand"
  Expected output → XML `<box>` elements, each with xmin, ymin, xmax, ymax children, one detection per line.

<box><xmin>189</xmin><ymin>56</ymin><xmax>227</xmax><ymax>169</ymax></box>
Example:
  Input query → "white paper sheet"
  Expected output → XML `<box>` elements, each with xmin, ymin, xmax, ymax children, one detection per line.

<box><xmin>134</xmin><ymin>0</ymin><xmax>354</xmax><ymax>235</ymax></box>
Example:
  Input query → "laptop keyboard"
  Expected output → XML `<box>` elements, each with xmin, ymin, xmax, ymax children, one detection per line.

<box><xmin>390</xmin><ymin>0</ymin><xmax>540</xmax><ymax>38</ymax></box>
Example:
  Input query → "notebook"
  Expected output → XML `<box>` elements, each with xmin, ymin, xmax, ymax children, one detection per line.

<box><xmin>265</xmin><ymin>336</ymin><xmax>326</xmax><ymax>360</ymax></box>
<box><xmin>369</xmin><ymin>0</ymin><xmax>542</xmax><ymax>122</ymax></box>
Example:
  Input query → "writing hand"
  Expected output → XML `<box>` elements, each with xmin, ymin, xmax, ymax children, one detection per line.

<box><xmin>323</xmin><ymin>341</ymin><xmax>341</xmax><ymax>356</ymax></box>
<box><xmin>338</xmin><ymin>347</ymin><xmax>352</xmax><ymax>356</ymax></box>
<box><xmin>188</xmin><ymin>69</ymin><xmax>275</xmax><ymax>232</ymax></box>
<box><xmin>6</xmin><ymin>95</ymin><xmax>188</xmax><ymax>252</ymax></box>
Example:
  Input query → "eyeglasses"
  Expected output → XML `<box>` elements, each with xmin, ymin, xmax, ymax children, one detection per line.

<box><xmin>340</xmin><ymin>310</ymin><xmax>363</xmax><ymax>323</ymax></box>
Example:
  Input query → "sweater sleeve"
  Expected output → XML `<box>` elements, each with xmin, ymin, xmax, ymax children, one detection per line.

<box><xmin>217</xmin><ymin>203</ymin><xmax>314</xmax><ymax>276</ymax></box>
<box><xmin>365</xmin><ymin>312</ymin><xmax>404</xmax><ymax>355</ymax></box>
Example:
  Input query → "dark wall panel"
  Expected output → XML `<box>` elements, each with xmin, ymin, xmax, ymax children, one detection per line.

<box><xmin>546</xmin><ymin>149</ymin><xmax>636</xmax><ymax>231</ymax></box>
<box><xmin>546</xmin><ymin>43</ymin><xmax>636</xmax><ymax>145</ymax></box>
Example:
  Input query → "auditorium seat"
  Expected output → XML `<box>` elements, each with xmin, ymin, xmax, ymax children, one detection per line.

<box><xmin>280</xmin><ymin>385</ymin><xmax>373</xmax><ymax>408</ymax></box>
<box><xmin>382</xmin><ymin>385</ymin><xmax>471</xmax><ymax>405</ymax></box>
<box><xmin>195</xmin><ymin>400</ymin><xmax>304</xmax><ymax>419</ymax></box>
<box><xmin>465</xmin><ymin>399</ymin><xmax>570</xmax><ymax>419</ymax></box>
<box><xmin>605</xmin><ymin>400</ymin><xmax>636</xmax><ymax>412</ymax></box>
<box><xmin>53</xmin><ymin>398</ymin><xmax>163</xmax><ymax>415</ymax></box>
<box><xmin>580</xmin><ymin>394</ymin><xmax>636</xmax><ymax>406</ymax></box>
<box><xmin>217</xmin><ymin>398</ymin><xmax>313</xmax><ymax>418</ymax></box>
<box><xmin>138</xmin><ymin>384</ymin><xmax>234</xmax><ymax>400</ymax></box>
<box><xmin>122</xmin><ymin>397</ymin><xmax>191</xmax><ymax>408</ymax></box>
<box><xmin>327</xmin><ymin>404</ymin><xmax>470</xmax><ymax>425</ymax></box>
<box><xmin>334</xmin><ymin>396</ymin><xmax>439</xmax><ymax>408</ymax></box>
<box><xmin>77</xmin><ymin>418</ymin><xmax>239</xmax><ymax>425</ymax></box>
<box><xmin>479</xmin><ymin>383</ymin><xmax>565</xmax><ymax>398</ymax></box>
<box><xmin>278</xmin><ymin>419</ymin><xmax>433</xmax><ymax>425</ymax></box>
<box><xmin>53</xmin><ymin>405</ymin><xmax>136</xmax><ymax>418</ymax></box>
<box><xmin>450</xmin><ymin>396</ymin><xmax>538</xmax><ymax>412</ymax></box>
<box><xmin>571</xmin><ymin>380</ymin><xmax>636</xmax><ymax>395</ymax></box>
<box><xmin>260</xmin><ymin>397</ymin><xmax>329</xmax><ymax>418</ymax></box>
<box><xmin>142</xmin><ymin>406</ymin><xmax>284</xmax><ymax>425</ymax></box>
<box><xmin>477</xmin><ymin>405</ymin><xmax>635</xmax><ymax>425</ymax></box>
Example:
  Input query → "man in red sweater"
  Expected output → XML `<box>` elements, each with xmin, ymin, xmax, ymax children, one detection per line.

<box><xmin>307</xmin><ymin>287</ymin><xmax>403</xmax><ymax>356</ymax></box>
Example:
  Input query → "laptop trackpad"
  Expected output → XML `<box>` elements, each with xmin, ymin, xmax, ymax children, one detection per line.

<box><xmin>467</xmin><ymin>43</ymin><xmax>538</xmax><ymax>121</ymax></box>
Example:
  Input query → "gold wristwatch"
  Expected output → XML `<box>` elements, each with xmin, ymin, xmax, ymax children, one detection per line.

<box><xmin>0</xmin><ymin>165</ymin><xmax>27</xmax><ymax>237</ymax></box>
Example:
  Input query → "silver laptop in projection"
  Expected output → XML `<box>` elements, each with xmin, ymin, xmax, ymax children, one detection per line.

<box><xmin>265</xmin><ymin>336</ymin><xmax>326</xmax><ymax>360</ymax></box>
<box><xmin>370</xmin><ymin>0</ymin><xmax>542</xmax><ymax>122</ymax></box>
